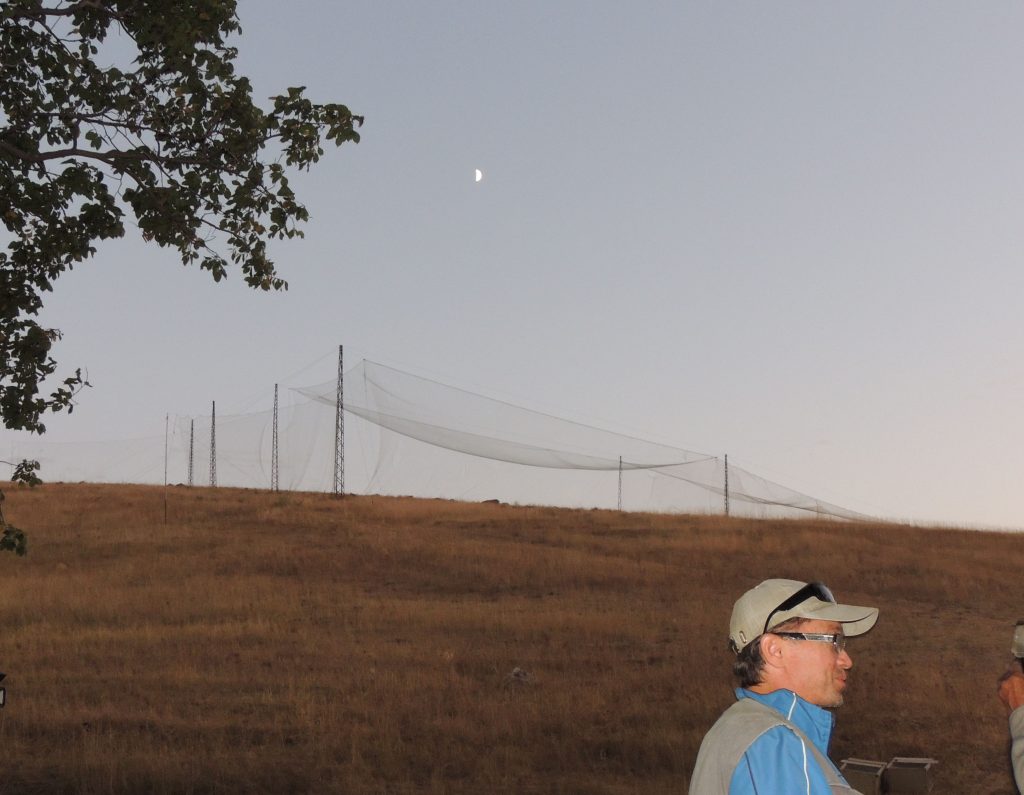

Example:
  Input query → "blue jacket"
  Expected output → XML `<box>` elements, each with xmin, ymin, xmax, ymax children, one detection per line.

<box><xmin>728</xmin><ymin>688</ymin><xmax>846</xmax><ymax>794</ymax></box>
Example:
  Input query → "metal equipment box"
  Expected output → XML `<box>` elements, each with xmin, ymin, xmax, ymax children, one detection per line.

<box><xmin>839</xmin><ymin>758</ymin><xmax>886</xmax><ymax>795</ymax></box>
<box><xmin>884</xmin><ymin>757</ymin><xmax>938</xmax><ymax>794</ymax></box>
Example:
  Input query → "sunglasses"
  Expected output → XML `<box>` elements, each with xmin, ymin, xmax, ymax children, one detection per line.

<box><xmin>773</xmin><ymin>631</ymin><xmax>847</xmax><ymax>654</ymax></box>
<box><xmin>762</xmin><ymin>581</ymin><xmax>836</xmax><ymax>635</ymax></box>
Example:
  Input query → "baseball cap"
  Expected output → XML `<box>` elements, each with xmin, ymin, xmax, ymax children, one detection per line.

<box><xmin>729</xmin><ymin>579</ymin><xmax>878</xmax><ymax>654</ymax></box>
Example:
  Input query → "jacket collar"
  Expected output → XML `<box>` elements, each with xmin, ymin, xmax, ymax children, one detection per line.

<box><xmin>736</xmin><ymin>688</ymin><xmax>836</xmax><ymax>752</ymax></box>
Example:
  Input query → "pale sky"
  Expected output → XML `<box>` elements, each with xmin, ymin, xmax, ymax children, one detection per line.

<box><xmin>6</xmin><ymin>1</ymin><xmax>1024</xmax><ymax>528</ymax></box>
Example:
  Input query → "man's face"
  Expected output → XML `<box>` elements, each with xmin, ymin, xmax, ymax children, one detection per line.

<box><xmin>779</xmin><ymin>619</ymin><xmax>853</xmax><ymax>708</ymax></box>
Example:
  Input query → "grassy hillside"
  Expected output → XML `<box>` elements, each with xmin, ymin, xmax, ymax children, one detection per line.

<box><xmin>0</xmin><ymin>483</ymin><xmax>1019</xmax><ymax>793</ymax></box>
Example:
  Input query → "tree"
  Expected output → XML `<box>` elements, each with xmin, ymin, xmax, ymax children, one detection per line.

<box><xmin>0</xmin><ymin>0</ymin><xmax>363</xmax><ymax>552</ymax></box>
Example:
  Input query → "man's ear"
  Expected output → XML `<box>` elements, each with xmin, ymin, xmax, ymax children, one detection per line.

<box><xmin>759</xmin><ymin>633</ymin><xmax>786</xmax><ymax>672</ymax></box>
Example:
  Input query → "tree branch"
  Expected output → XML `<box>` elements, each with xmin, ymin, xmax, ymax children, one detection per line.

<box><xmin>0</xmin><ymin>139</ymin><xmax>212</xmax><ymax>169</ymax></box>
<box><xmin>5</xmin><ymin>1</ymin><xmax>123</xmax><ymax>22</ymax></box>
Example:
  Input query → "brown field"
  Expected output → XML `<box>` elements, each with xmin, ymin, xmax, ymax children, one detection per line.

<box><xmin>0</xmin><ymin>482</ymin><xmax>1020</xmax><ymax>793</ymax></box>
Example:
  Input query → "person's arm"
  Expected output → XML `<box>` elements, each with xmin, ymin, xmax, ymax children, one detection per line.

<box><xmin>728</xmin><ymin>726</ymin><xmax>834</xmax><ymax>795</ymax></box>
<box><xmin>998</xmin><ymin>671</ymin><xmax>1024</xmax><ymax>794</ymax></box>
<box><xmin>1009</xmin><ymin>707</ymin><xmax>1024</xmax><ymax>795</ymax></box>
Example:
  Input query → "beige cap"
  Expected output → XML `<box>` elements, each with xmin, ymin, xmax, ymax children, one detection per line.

<box><xmin>729</xmin><ymin>579</ymin><xmax>878</xmax><ymax>654</ymax></box>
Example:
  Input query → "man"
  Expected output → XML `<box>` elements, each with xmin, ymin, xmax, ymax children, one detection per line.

<box><xmin>690</xmin><ymin>579</ymin><xmax>879</xmax><ymax>794</ymax></box>
<box><xmin>998</xmin><ymin>669</ymin><xmax>1024</xmax><ymax>793</ymax></box>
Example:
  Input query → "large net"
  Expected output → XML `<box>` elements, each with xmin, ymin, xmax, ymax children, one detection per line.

<box><xmin>1</xmin><ymin>359</ymin><xmax>868</xmax><ymax>520</ymax></box>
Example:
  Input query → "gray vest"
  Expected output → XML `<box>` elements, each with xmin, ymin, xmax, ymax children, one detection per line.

<box><xmin>689</xmin><ymin>697</ymin><xmax>861</xmax><ymax>794</ymax></box>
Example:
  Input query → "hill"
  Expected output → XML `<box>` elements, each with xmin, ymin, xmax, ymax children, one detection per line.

<box><xmin>0</xmin><ymin>483</ymin><xmax>1019</xmax><ymax>793</ymax></box>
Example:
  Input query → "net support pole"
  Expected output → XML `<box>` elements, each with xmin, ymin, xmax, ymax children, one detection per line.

<box><xmin>271</xmin><ymin>383</ymin><xmax>280</xmax><ymax>492</ymax></box>
<box><xmin>163</xmin><ymin>414</ymin><xmax>169</xmax><ymax>524</ymax></box>
<box><xmin>617</xmin><ymin>456</ymin><xmax>623</xmax><ymax>511</ymax></box>
<box><xmin>333</xmin><ymin>345</ymin><xmax>345</xmax><ymax>497</ymax></box>
<box><xmin>210</xmin><ymin>401</ymin><xmax>217</xmax><ymax>488</ymax></box>
<box><xmin>723</xmin><ymin>454</ymin><xmax>729</xmax><ymax>517</ymax></box>
<box><xmin>187</xmin><ymin>419</ymin><xmax>194</xmax><ymax>487</ymax></box>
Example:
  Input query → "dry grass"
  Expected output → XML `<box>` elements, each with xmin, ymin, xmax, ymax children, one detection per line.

<box><xmin>0</xmin><ymin>483</ymin><xmax>1019</xmax><ymax>793</ymax></box>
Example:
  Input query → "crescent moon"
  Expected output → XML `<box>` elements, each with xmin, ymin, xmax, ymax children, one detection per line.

<box><xmin>474</xmin><ymin>169</ymin><xmax>483</xmax><ymax>182</ymax></box>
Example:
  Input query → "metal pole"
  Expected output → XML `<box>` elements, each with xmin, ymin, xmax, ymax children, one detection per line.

<box><xmin>187</xmin><ymin>419</ymin><xmax>194</xmax><ymax>487</ymax></box>
<box><xmin>163</xmin><ymin>414</ymin><xmax>169</xmax><ymax>524</ymax></box>
<box><xmin>210</xmin><ymin>401</ymin><xmax>217</xmax><ymax>488</ymax></box>
<box><xmin>333</xmin><ymin>345</ymin><xmax>344</xmax><ymax>497</ymax></box>
<box><xmin>724</xmin><ymin>454</ymin><xmax>729</xmax><ymax>517</ymax></box>
<box><xmin>617</xmin><ymin>456</ymin><xmax>623</xmax><ymax>511</ymax></box>
<box><xmin>272</xmin><ymin>384</ymin><xmax>280</xmax><ymax>492</ymax></box>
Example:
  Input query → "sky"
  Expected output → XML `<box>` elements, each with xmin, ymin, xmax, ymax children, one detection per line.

<box><xmin>5</xmin><ymin>1</ymin><xmax>1024</xmax><ymax>529</ymax></box>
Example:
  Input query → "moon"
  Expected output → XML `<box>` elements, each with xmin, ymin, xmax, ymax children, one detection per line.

<box><xmin>474</xmin><ymin>169</ymin><xmax>483</xmax><ymax>183</ymax></box>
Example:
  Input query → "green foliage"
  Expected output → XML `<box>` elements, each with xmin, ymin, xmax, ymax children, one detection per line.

<box><xmin>0</xmin><ymin>458</ymin><xmax>38</xmax><ymax>556</ymax></box>
<box><xmin>0</xmin><ymin>522</ymin><xmax>27</xmax><ymax>556</ymax></box>
<box><xmin>12</xmin><ymin>459</ymin><xmax>41</xmax><ymax>487</ymax></box>
<box><xmin>0</xmin><ymin>0</ymin><xmax>362</xmax><ymax>553</ymax></box>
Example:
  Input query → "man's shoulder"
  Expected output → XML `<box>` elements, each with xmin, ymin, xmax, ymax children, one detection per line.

<box><xmin>693</xmin><ymin>699</ymin><xmax>794</xmax><ymax>782</ymax></box>
<box><xmin>744</xmin><ymin>721</ymin><xmax>811</xmax><ymax>755</ymax></box>
<box><xmin>694</xmin><ymin>695</ymin><xmax>835</xmax><ymax>791</ymax></box>
<box><xmin>702</xmin><ymin>697</ymin><xmax>784</xmax><ymax>739</ymax></box>
<box><xmin>729</xmin><ymin>725</ymin><xmax>833</xmax><ymax>795</ymax></box>
<box><xmin>723</xmin><ymin>706</ymin><xmax>809</xmax><ymax>763</ymax></box>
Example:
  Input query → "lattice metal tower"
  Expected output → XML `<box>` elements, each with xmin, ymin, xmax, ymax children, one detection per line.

<box><xmin>187</xmin><ymin>419</ymin><xmax>194</xmax><ymax>486</ymax></box>
<box><xmin>209</xmin><ymin>401</ymin><xmax>217</xmax><ymax>488</ymax></box>
<box><xmin>271</xmin><ymin>384</ymin><xmax>280</xmax><ymax>492</ymax></box>
<box><xmin>723</xmin><ymin>454</ymin><xmax>729</xmax><ymax>517</ymax></box>
<box><xmin>333</xmin><ymin>345</ymin><xmax>345</xmax><ymax>496</ymax></box>
<box><xmin>617</xmin><ymin>456</ymin><xmax>623</xmax><ymax>511</ymax></box>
